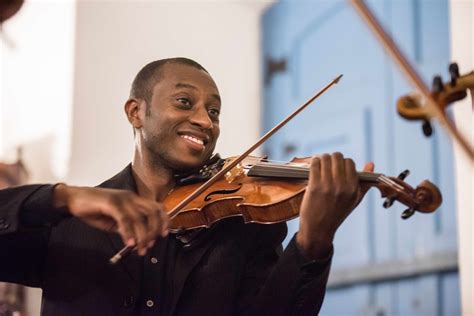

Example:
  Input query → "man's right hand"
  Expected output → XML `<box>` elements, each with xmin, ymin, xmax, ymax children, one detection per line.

<box><xmin>53</xmin><ymin>184</ymin><xmax>169</xmax><ymax>255</ymax></box>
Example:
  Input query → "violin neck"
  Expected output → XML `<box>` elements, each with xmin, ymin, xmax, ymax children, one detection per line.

<box><xmin>247</xmin><ymin>162</ymin><xmax>381</xmax><ymax>183</ymax></box>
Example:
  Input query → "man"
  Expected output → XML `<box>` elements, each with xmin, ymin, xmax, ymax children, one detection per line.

<box><xmin>0</xmin><ymin>58</ymin><xmax>373</xmax><ymax>315</ymax></box>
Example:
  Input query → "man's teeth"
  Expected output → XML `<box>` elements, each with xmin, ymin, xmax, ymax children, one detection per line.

<box><xmin>181</xmin><ymin>135</ymin><xmax>204</xmax><ymax>145</ymax></box>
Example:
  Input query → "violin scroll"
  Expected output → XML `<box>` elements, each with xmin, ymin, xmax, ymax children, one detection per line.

<box><xmin>397</xmin><ymin>63</ymin><xmax>473</xmax><ymax>137</ymax></box>
<box><xmin>374</xmin><ymin>172</ymin><xmax>442</xmax><ymax>219</ymax></box>
<box><xmin>414</xmin><ymin>180</ymin><xmax>443</xmax><ymax>213</ymax></box>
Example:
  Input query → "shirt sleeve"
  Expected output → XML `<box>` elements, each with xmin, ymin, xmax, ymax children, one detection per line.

<box><xmin>0</xmin><ymin>184</ymin><xmax>65</xmax><ymax>287</ymax></box>
<box><xmin>0</xmin><ymin>184</ymin><xmax>70</xmax><ymax>235</ymax></box>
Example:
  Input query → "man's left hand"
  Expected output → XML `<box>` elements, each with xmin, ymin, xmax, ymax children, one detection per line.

<box><xmin>296</xmin><ymin>152</ymin><xmax>374</xmax><ymax>259</ymax></box>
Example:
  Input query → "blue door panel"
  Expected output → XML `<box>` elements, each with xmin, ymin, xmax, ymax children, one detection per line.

<box><xmin>320</xmin><ymin>285</ymin><xmax>370</xmax><ymax>315</ymax></box>
<box><xmin>441</xmin><ymin>272</ymin><xmax>461</xmax><ymax>315</ymax></box>
<box><xmin>262</xmin><ymin>0</ymin><xmax>458</xmax><ymax>313</ymax></box>
<box><xmin>374</xmin><ymin>283</ymin><xmax>397</xmax><ymax>315</ymax></box>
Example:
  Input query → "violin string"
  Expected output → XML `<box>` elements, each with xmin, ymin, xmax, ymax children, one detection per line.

<box><xmin>252</xmin><ymin>162</ymin><xmax>385</xmax><ymax>183</ymax></box>
<box><xmin>252</xmin><ymin>164</ymin><xmax>406</xmax><ymax>195</ymax></box>
<box><xmin>249</xmin><ymin>164</ymin><xmax>408</xmax><ymax>199</ymax></box>
<box><xmin>377</xmin><ymin>175</ymin><xmax>405</xmax><ymax>192</ymax></box>
<box><xmin>254</xmin><ymin>162</ymin><xmax>309</xmax><ymax>170</ymax></box>
<box><xmin>251</xmin><ymin>164</ymin><xmax>308</xmax><ymax>178</ymax></box>
<box><xmin>260</xmin><ymin>158</ymin><xmax>308</xmax><ymax>164</ymax></box>
<box><xmin>255</xmin><ymin>161</ymin><xmax>380</xmax><ymax>176</ymax></box>
<box><xmin>257</xmin><ymin>160</ymin><xmax>310</xmax><ymax>168</ymax></box>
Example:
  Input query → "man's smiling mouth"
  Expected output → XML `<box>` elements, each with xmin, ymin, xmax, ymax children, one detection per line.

<box><xmin>180</xmin><ymin>135</ymin><xmax>204</xmax><ymax>146</ymax></box>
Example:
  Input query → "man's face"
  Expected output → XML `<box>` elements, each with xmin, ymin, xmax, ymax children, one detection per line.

<box><xmin>139</xmin><ymin>63</ymin><xmax>221</xmax><ymax>171</ymax></box>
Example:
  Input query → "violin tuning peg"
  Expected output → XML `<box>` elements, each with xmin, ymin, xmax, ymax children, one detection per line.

<box><xmin>397</xmin><ymin>169</ymin><xmax>410</xmax><ymax>180</ymax></box>
<box><xmin>383</xmin><ymin>197</ymin><xmax>395</xmax><ymax>209</ymax></box>
<box><xmin>422</xmin><ymin>120</ymin><xmax>433</xmax><ymax>137</ymax></box>
<box><xmin>449</xmin><ymin>63</ymin><xmax>460</xmax><ymax>86</ymax></box>
<box><xmin>401</xmin><ymin>208</ymin><xmax>416</xmax><ymax>220</ymax></box>
<box><xmin>432</xmin><ymin>76</ymin><xmax>443</xmax><ymax>93</ymax></box>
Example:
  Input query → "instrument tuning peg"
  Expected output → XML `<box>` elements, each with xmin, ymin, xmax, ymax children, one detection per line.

<box><xmin>449</xmin><ymin>63</ymin><xmax>460</xmax><ymax>86</ymax></box>
<box><xmin>401</xmin><ymin>208</ymin><xmax>416</xmax><ymax>220</ymax></box>
<box><xmin>432</xmin><ymin>75</ymin><xmax>443</xmax><ymax>93</ymax></box>
<box><xmin>422</xmin><ymin>119</ymin><xmax>433</xmax><ymax>137</ymax></box>
<box><xmin>383</xmin><ymin>196</ymin><xmax>395</xmax><ymax>209</ymax></box>
<box><xmin>397</xmin><ymin>169</ymin><xmax>410</xmax><ymax>180</ymax></box>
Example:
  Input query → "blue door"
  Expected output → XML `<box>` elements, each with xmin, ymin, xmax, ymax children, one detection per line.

<box><xmin>262</xmin><ymin>0</ymin><xmax>459</xmax><ymax>314</ymax></box>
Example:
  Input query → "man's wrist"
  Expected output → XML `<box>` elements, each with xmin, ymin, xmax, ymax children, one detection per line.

<box><xmin>296</xmin><ymin>229</ymin><xmax>334</xmax><ymax>260</ymax></box>
<box><xmin>52</xmin><ymin>183</ymin><xmax>71</xmax><ymax>210</ymax></box>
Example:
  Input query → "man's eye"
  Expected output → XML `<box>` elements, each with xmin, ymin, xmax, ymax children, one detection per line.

<box><xmin>177</xmin><ymin>98</ymin><xmax>191</xmax><ymax>107</ymax></box>
<box><xmin>208</xmin><ymin>108</ymin><xmax>220</xmax><ymax>118</ymax></box>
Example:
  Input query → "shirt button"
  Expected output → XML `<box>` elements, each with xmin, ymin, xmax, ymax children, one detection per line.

<box><xmin>150</xmin><ymin>257</ymin><xmax>158</xmax><ymax>264</ymax></box>
<box><xmin>146</xmin><ymin>300</ymin><xmax>154</xmax><ymax>307</ymax></box>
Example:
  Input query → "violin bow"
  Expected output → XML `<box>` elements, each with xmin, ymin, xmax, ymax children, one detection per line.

<box><xmin>349</xmin><ymin>0</ymin><xmax>474</xmax><ymax>161</ymax></box>
<box><xmin>109</xmin><ymin>74</ymin><xmax>343</xmax><ymax>264</ymax></box>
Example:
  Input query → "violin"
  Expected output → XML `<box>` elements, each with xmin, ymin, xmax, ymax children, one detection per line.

<box><xmin>350</xmin><ymin>0</ymin><xmax>473</xmax><ymax>160</ymax></box>
<box><xmin>164</xmin><ymin>155</ymin><xmax>442</xmax><ymax>233</ymax></box>
<box><xmin>397</xmin><ymin>63</ymin><xmax>474</xmax><ymax>136</ymax></box>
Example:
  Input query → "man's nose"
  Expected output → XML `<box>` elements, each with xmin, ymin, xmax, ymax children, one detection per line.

<box><xmin>189</xmin><ymin>105</ymin><xmax>213</xmax><ymax>129</ymax></box>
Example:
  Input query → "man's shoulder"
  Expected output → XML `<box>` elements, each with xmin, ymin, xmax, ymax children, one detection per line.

<box><xmin>97</xmin><ymin>164</ymin><xmax>136</xmax><ymax>191</ymax></box>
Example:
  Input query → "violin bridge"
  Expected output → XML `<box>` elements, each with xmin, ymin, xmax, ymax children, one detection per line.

<box><xmin>225</xmin><ymin>164</ymin><xmax>245</xmax><ymax>183</ymax></box>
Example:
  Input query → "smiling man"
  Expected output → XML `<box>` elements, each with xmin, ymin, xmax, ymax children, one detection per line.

<box><xmin>0</xmin><ymin>58</ymin><xmax>373</xmax><ymax>315</ymax></box>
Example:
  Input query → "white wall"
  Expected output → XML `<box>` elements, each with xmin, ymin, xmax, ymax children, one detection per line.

<box><xmin>449</xmin><ymin>1</ymin><xmax>473</xmax><ymax>315</ymax></box>
<box><xmin>1</xmin><ymin>1</ymin><xmax>271</xmax><ymax>315</ymax></box>
<box><xmin>1</xmin><ymin>1</ymin><xmax>76</xmax><ymax>315</ymax></box>
<box><xmin>0</xmin><ymin>0</ymin><xmax>75</xmax><ymax>182</ymax></box>
<box><xmin>68</xmin><ymin>1</ymin><xmax>270</xmax><ymax>185</ymax></box>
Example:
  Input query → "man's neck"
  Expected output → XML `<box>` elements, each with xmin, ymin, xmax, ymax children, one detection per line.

<box><xmin>131</xmin><ymin>153</ymin><xmax>175</xmax><ymax>202</ymax></box>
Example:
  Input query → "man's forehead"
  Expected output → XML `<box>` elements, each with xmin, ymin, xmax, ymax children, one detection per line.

<box><xmin>156</xmin><ymin>64</ymin><xmax>219</xmax><ymax>94</ymax></box>
<box><xmin>173</xmin><ymin>82</ymin><xmax>221</xmax><ymax>103</ymax></box>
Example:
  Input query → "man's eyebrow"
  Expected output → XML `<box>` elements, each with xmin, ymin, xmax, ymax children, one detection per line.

<box><xmin>175</xmin><ymin>82</ymin><xmax>221</xmax><ymax>103</ymax></box>
<box><xmin>210</xmin><ymin>93</ymin><xmax>221</xmax><ymax>104</ymax></box>
<box><xmin>175</xmin><ymin>82</ymin><xmax>197</xmax><ymax>90</ymax></box>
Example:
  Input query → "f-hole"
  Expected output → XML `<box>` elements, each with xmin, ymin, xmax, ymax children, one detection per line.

<box><xmin>204</xmin><ymin>183</ymin><xmax>243</xmax><ymax>201</ymax></box>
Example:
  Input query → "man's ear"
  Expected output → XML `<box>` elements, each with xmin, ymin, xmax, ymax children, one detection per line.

<box><xmin>124</xmin><ymin>98</ymin><xmax>145</xmax><ymax>128</ymax></box>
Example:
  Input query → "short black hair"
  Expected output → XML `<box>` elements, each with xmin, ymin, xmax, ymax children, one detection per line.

<box><xmin>129</xmin><ymin>57</ymin><xmax>208</xmax><ymax>104</ymax></box>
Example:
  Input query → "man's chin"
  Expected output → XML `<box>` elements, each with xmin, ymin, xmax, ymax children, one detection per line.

<box><xmin>168</xmin><ymin>155</ymin><xmax>209</xmax><ymax>173</ymax></box>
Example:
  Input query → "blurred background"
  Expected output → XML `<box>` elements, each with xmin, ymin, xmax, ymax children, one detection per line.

<box><xmin>0</xmin><ymin>0</ymin><xmax>472</xmax><ymax>315</ymax></box>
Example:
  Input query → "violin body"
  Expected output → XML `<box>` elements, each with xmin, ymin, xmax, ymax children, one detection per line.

<box><xmin>165</xmin><ymin>156</ymin><xmax>307</xmax><ymax>232</ymax></box>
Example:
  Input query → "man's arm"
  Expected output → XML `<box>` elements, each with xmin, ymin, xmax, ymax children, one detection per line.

<box><xmin>0</xmin><ymin>184</ymin><xmax>59</xmax><ymax>287</ymax></box>
<box><xmin>297</xmin><ymin>153</ymin><xmax>374</xmax><ymax>260</ymax></box>
<box><xmin>0</xmin><ymin>183</ymin><xmax>170</xmax><ymax>286</ymax></box>
<box><xmin>52</xmin><ymin>183</ymin><xmax>169</xmax><ymax>255</ymax></box>
<box><xmin>236</xmin><ymin>223</ymin><xmax>332</xmax><ymax>316</ymax></box>
<box><xmin>237</xmin><ymin>152</ymin><xmax>373</xmax><ymax>315</ymax></box>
